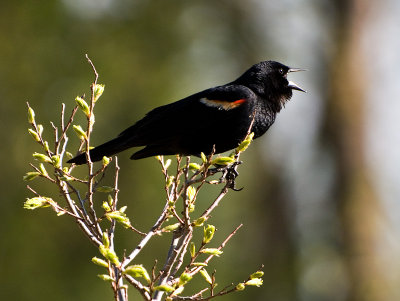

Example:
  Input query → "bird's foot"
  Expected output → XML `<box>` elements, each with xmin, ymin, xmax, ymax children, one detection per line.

<box><xmin>218</xmin><ymin>161</ymin><xmax>243</xmax><ymax>191</ymax></box>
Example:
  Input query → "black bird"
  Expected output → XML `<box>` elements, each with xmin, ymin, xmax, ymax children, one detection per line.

<box><xmin>68</xmin><ymin>61</ymin><xmax>305</xmax><ymax>165</ymax></box>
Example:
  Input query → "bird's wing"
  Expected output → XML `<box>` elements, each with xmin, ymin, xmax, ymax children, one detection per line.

<box><xmin>118</xmin><ymin>85</ymin><xmax>256</xmax><ymax>148</ymax></box>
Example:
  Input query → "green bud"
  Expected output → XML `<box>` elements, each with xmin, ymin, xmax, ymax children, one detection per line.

<box><xmin>188</xmin><ymin>163</ymin><xmax>201</xmax><ymax>171</ymax></box>
<box><xmin>193</xmin><ymin>216</ymin><xmax>206</xmax><ymax>227</ymax></box>
<box><xmin>73</xmin><ymin>125</ymin><xmax>87</xmax><ymax>140</ymax></box>
<box><xmin>51</xmin><ymin>155</ymin><xmax>61</xmax><ymax>168</ymax></box>
<box><xmin>166</xmin><ymin>176</ymin><xmax>174</xmax><ymax>188</ymax></box>
<box><xmin>119</xmin><ymin>206</ymin><xmax>127</xmax><ymax>213</ymax></box>
<box><xmin>163</xmin><ymin>223</ymin><xmax>181</xmax><ymax>232</ymax></box>
<box><xmin>108</xmin><ymin>194</ymin><xmax>113</xmax><ymax>205</ymax></box>
<box><xmin>189</xmin><ymin>242</ymin><xmax>196</xmax><ymax>258</ymax></box>
<box><xmin>23</xmin><ymin>171</ymin><xmax>40</xmax><ymax>181</ymax></box>
<box><xmin>236</xmin><ymin>132</ymin><xmax>254</xmax><ymax>153</ymax></box>
<box><xmin>178</xmin><ymin>272</ymin><xmax>192</xmax><ymax>286</ymax></box>
<box><xmin>102</xmin><ymin>201</ymin><xmax>111</xmax><ymax>212</ymax></box>
<box><xmin>37</xmin><ymin>124</ymin><xmax>43</xmax><ymax>136</ymax></box>
<box><xmin>102</xmin><ymin>156</ymin><xmax>110</xmax><ymax>166</ymax></box>
<box><xmin>97</xmin><ymin>274</ymin><xmax>114</xmax><ymax>281</ymax></box>
<box><xmin>92</xmin><ymin>257</ymin><xmax>109</xmax><ymax>268</ymax></box>
<box><xmin>154</xmin><ymin>284</ymin><xmax>175</xmax><ymax>293</ymax></box>
<box><xmin>105</xmin><ymin>211</ymin><xmax>132</xmax><ymax>228</ymax></box>
<box><xmin>186</xmin><ymin>186</ymin><xmax>196</xmax><ymax>202</ymax></box>
<box><xmin>250</xmin><ymin>271</ymin><xmax>264</xmax><ymax>279</ymax></box>
<box><xmin>99</xmin><ymin>243</ymin><xmax>120</xmax><ymax>266</ymax></box>
<box><xmin>200</xmin><ymin>248</ymin><xmax>223</xmax><ymax>256</ymax></box>
<box><xmin>104</xmin><ymin>249</ymin><xmax>120</xmax><ymax>266</ymax></box>
<box><xmin>43</xmin><ymin>141</ymin><xmax>50</xmax><ymax>152</ymax></box>
<box><xmin>236</xmin><ymin>282</ymin><xmax>246</xmax><ymax>291</ymax></box>
<box><xmin>102</xmin><ymin>232</ymin><xmax>110</xmax><ymax>248</ymax></box>
<box><xmin>33</xmin><ymin>152</ymin><xmax>52</xmax><ymax>163</ymax></box>
<box><xmin>208</xmin><ymin>180</ymin><xmax>220</xmax><ymax>185</ymax></box>
<box><xmin>200</xmin><ymin>152</ymin><xmax>207</xmax><ymax>163</ymax></box>
<box><xmin>172</xmin><ymin>286</ymin><xmax>184</xmax><ymax>296</ymax></box>
<box><xmin>75</xmin><ymin>96</ymin><xmax>90</xmax><ymax>117</ymax></box>
<box><xmin>105</xmin><ymin>211</ymin><xmax>125</xmax><ymax>221</ymax></box>
<box><xmin>57</xmin><ymin>211</ymin><xmax>66</xmax><ymax>216</ymax></box>
<box><xmin>120</xmin><ymin>219</ymin><xmax>132</xmax><ymax>229</ymax></box>
<box><xmin>191</xmin><ymin>262</ymin><xmax>207</xmax><ymax>267</ymax></box>
<box><xmin>188</xmin><ymin>203</ymin><xmax>195</xmax><ymax>212</ymax></box>
<box><xmin>199</xmin><ymin>269</ymin><xmax>212</xmax><ymax>284</ymax></box>
<box><xmin>97</xmin><ymin>186</ymin><xmax>114</xmax><ymax>193</ymax></box>
<box><xmin>28</xmin><ymin>107</ymin><xmax>35</xmax><ymax>124</ymax></box>
<box><xmin>65</xmin><ymin>152</ymin><xmax>73</xmax><ymax>159</ymax></box>
<box><xmin>245</xmin><ymin>278</ymin><xmax>263</xmax><ymax>287</ymax></box>
<box><xmin>93</xmin><ymin>84</ymin><xmax>105</xmax><ymax>102</ymax></box>
<box><xmin>124</xmin><ymin>265</ymin><xmax>151</xmax><ymax>283</ymax></box>
<box><xmin>38</xmin><ymin>163</ymin><xmax>48</xmax><ymax>177</ymax></box>
<box><xmin>99</xmin><ymin>244</ymin><xmax>108</xmax><ymax>257</ymax></box>
<box><xmin>164</xmin><ymin>159</ymin><xmax>171</xmax><ymax>170</ymax></box>
<box><xmin>211</xmin><ymin>156</ymin><xmax>235</xmax><ymax>166</ymax></box>
<box><xmin>203</xmin><ymin>224</ymin><xmax>215</xmax><ymax>244</ymax></box>
<box><xmin>23</xmin><ymin>197</ymin><xmax>51</xmax><ymax>210</ymax></box>
<box><xmin>28</xmin><ymin>128</ymin><xmax>40</xmax><ymax>142</ymax></box>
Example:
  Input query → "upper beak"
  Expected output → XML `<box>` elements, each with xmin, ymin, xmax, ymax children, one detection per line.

<box><xmin>288</xmin><ymin>68</ymin><xmax>306</xmax><ymax>92</ymax></box>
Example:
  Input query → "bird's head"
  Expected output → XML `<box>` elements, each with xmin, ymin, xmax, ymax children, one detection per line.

<box><xmin>236</xmin><ymin>61</ymin><xmax>306</xmax><ymax>109</ymax></box>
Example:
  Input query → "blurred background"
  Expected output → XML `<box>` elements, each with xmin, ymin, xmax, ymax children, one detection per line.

<box><xmin>1</xmin><ymin>0</ymin><xmax>399</xmax><ymax>300</ymax></box>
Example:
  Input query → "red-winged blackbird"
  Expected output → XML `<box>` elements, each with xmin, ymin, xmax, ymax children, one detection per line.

<box><xmin>68</xmin><ymin>61</ymin><xmax>305</xmax><ymax>165</ymax></box>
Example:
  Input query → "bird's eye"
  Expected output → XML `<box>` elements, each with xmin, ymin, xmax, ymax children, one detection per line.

<box><xmin>279</xmin><ymin>68</ymin><xmax>285</xmax><ymax>75</ymax></box>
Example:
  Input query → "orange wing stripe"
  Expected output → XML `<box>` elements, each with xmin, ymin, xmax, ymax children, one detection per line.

<box><xmin>200</xmin><ymin>98</ymin><xmax>246</xmax><ymax>110</ymax></box>
<box><xmin>232</xmin><ymin>99</ymin><xmax>246</xmax><ymax>105</ymax></box>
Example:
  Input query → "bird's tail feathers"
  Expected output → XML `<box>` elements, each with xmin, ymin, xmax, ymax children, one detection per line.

<box><xmin>67</xmin><ymin>136</ymin><xmax>130</xmax><ymax>165</ymax></box>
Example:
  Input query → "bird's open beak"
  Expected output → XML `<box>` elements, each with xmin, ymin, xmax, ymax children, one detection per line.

<box><xmin>288</xmin><ymin>68</ymin><xmax>306</xmax><ymax>92</ymax></box>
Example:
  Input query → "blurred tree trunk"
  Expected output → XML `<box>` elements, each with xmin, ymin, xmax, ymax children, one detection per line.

<box><xmin>323</xmin><ymin>0</ymin><xmax>387</xmax><ymax>300</ymax></box>
<box><xmin>259</xmin><ymin>172</ymin><xmax>298</xmax><ymax>301</ymax></box>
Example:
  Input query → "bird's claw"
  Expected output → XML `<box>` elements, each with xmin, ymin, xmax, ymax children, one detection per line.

<box><xmin>219</xmin><ymin>161</ymin><xmax>243</xmax><ymax>191</ymax></box>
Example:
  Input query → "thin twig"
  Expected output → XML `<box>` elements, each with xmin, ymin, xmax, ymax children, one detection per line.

<box><xmin>121</xmin><ymin>201</ymin><xmax>170</xmax><ymax>269</ymax></box>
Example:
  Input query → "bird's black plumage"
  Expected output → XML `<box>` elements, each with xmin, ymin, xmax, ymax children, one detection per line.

<box><xmin>68</xmin><ymin>61</ymin><xmax>305</xmax><ymax>165</ymax></box>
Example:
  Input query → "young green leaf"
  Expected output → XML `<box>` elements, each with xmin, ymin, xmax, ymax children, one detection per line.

<box><xmin>28</xmin><ymin>128</ymin><xmax>40</xmax><ymax>142</ymax></box>
<box><xmin>203</xmin><ymin>224</ymin><xmax>216</xmax><ymax>244</ymax></box>
<box><xmin>245</xmin><ymin>278</ymin><xmax>263</xmax><ymax>287</ymax></box>
<box><xmin>27</xmin><ymin>106</ymin><xmax>35</xmax><ymax>124</ymax></box>
<box><xmin>154</xmin><ymin>284</ymin><xmax>175</xmax><ymax>293</ymax></box>
<box><xmin>178</xmin><ymin>272</ymin><xmax>192</xmax><ymax>286</ymax></box>
<box><xmin>97</xmin><ymin>274</ymin><xmax>114</xmax><ymax>281</ymax></box>
<box><xmin>124</xmin><ymin>265</ymin><xmax>151</xmax><ymax>283</ymax></box>
<box><xmin>23</xmin><ymin>172</ymin><xmax>41</xmax><ymax>181</ymax></box>
<box><xmin>23</xmin><ymin>197</ymin><xmax>51</xmax><ymax>209</ymax></box>
<box><xmin>211</xmin><ymin>156</ymin><xmax>235</xmax><ymax>166</ymax></box>
<box><xmin>199</xmin><ymin>269</ymin><xmax>212</xmax><ymax>284</ymax></box>
<box><xmin>75</xmin><ymin>96</ymin><xmax>90</xmax><ymax>117</ymax></box>
<box><xmin>73</xmin><ymin>125</ymin><xmax>87</xmax><ymax>140</ymax></box>
<box><xmin>32</xmin><ymin>152</ymin><xmax>52</xmax><ymax>163</ymax></box>
<box><xmin>93</xmin><ymin>84</ymin><xmax>105</xmax><ymax>102</ymax></box>
<box><xmin>92</xmin><ymin>257</ymin><xmax>109</xmax><ymax>268</ymax></box>
<box><xmin>200</xmin><ymin>248</ymin><xmax>223</xmax><ymax>256</ymax></box>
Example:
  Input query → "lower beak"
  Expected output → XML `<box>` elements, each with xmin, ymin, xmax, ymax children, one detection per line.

<box><xmin>288</xmin><ymin>67</ymin><xmax>306</xmax><ymax>92</ymax></box>
<box><xmin>288</xmin><ymin>81</ymin><xmax>306</xmax><ymax>92</ymax></box>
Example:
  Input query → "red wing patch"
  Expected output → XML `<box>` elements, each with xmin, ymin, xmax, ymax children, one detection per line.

<box><xmin>200</xmin><ymin>98</ymin><xmax>246</xmax><ymax>110</ymax></box>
